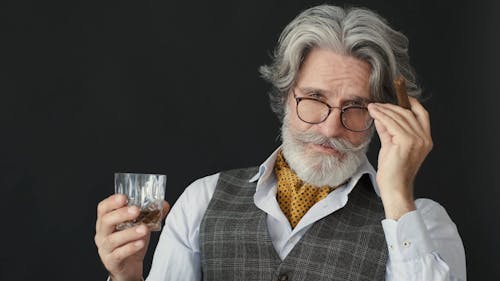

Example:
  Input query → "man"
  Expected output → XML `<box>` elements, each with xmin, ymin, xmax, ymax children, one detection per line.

<box><xmin>95</xmin><ymin>4</ymin><xmax>466</xmax><ymax>281</ymax></box>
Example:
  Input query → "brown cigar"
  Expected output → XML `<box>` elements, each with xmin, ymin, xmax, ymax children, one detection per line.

<box><xmin>394</xmin><ymin>77</ymin><xmax>411</xmax><ymax>110</ymax></box>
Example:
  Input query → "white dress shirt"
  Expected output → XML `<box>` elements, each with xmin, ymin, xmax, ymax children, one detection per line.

<box><xmin>146</xmin><ymin>147</ymin><xmax>466</xmax><ymax>281</ymax></box>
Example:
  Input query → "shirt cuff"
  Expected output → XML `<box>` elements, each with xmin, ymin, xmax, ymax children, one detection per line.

<box><xmin>381</xmin><ymin>209</ymin><xmax>435</xmax><ymax>262</ymax></box>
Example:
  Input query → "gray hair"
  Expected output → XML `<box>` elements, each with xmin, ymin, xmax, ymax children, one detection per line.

<box><xmin>259</xmin><ymin>4</ymin><xmax>421</xmax><ymax>121</ymax></box>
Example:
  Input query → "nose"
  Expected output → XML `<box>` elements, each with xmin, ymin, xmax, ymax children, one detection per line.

<box><xmin>315</xmin><ymin>108</ymin><xmax>345</xmax><ymax>138</ymax></box>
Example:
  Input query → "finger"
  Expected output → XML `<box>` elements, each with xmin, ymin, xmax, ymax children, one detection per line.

<box><xmin>368</xmin><ymin>103</ymin><xmax>414</xmax><ymax>144</ymax></box>
<box><xmin>378</xmin><ymin>100</ymin><xmax>433</xmax><ymax>152</ymax></box>
<box><xmin>408</xmin><ymin>97</ymin><xmax>432</xmax><ymax>136</ymax></box>
<box><xmin>373</xmin><ymin>103</ymin><xmax>426</xmax><ymax>136</ymax></box>
<box><xmin>96</xmin><ymin>195</ymin><xmax>128</xmax><ymax>234</ymax></box>
<box><xmin>98</xmin><ymin>205</ymin><xmax>141</xmax><ymax>237</ymax></box>
<box><xmin>99</xmin><ymin>224</ymin><xmax>150</xmax><ymax>254</ymax></box>
<box><xmin>102</xmin><ymin>237</ymin><xmax>148</xmax><ymax>270</ymax></box>
<box><xmin>97</xmin><ymin>194</ymin><xmax>128</xmax><ymax>218</ymax></box>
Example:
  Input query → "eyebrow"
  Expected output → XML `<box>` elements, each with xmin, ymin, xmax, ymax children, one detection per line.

<box><xmin>346</xmin><ymin>96</ymin><xmax>372</xmax><ymax>105</ymax></box>
<box><xmin>297</xmin><ymin>87</ymin><xmax>372</xmax><ymax>104</ymax></box>
<box><xmin>298</xmin><ymin>87</ymin><xmax>329</xmax><ymax>96</ymax></box>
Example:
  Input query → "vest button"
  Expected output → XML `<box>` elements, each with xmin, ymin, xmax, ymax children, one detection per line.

<box><xmin>279</xmin><ymin>273</ymin><xmax>288</xmax><ymax>281</ymax></box>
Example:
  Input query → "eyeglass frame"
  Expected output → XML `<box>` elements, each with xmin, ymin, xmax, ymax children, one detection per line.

<box><xmin>293</xmin><ymin>90</ymin><xmax>374</xmax><ymax>132</ymax></box>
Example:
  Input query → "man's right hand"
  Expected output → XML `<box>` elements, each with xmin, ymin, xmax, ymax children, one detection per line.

<box><xmin>94</xmin><ymin>194</ymin><xmax>169</xmax><ymax>281</ymax></box>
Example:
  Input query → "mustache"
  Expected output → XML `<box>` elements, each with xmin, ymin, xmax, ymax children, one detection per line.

<box><xmin>292</xmin><ymin>130</ymin><xmax>372</xmax><ymax>153</ymax></box>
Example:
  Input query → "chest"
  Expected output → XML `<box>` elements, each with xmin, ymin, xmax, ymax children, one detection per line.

<box><xmin>199</xmin><ymin>168</ymin><xmax>388</xmax><ymax>281</ymax></box>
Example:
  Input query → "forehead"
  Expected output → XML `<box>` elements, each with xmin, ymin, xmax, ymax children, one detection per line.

<box><xmin>295</xmin><ymin>48</ymin><xmax>372</xmax><ymax>100</ymax></box>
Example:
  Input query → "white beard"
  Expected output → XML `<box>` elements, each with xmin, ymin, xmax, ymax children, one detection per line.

<box><xmin>280</xmin><ymin>114</ymin><xmax>372</xmax><ymax>187</ymax></box>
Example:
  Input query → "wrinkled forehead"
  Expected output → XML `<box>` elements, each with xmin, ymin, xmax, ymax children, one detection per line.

<box><xmin>294</xmin><ymin>48</ymin><xmax>372</xmax><ymax>101</ymax></box>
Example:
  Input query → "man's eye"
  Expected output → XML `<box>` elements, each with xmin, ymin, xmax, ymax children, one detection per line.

<box><xmin>345</xmin><ymin>100</ymin><xmax>364</xmax><ymax>107</ymax></box>
<box><xmin>307</xmin><ymin>92</ymin><xmax>322</xmax><ymax>98</ymax></box>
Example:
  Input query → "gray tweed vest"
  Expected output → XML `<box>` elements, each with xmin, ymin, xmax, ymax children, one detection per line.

<box><xmin>200</xmin><ymin>167</ymin><xmax>388</xmax><ymax>281</ymax></box>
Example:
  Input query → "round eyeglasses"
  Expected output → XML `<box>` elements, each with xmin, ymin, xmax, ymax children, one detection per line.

<box><xmin>294</xmin><ymin>95</ymin><xmax>374</xmax><ymax>132</ymax></box>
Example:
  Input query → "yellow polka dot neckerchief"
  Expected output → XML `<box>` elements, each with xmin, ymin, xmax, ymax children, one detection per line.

<box><xmin>274</xmin><ymin>151</ymin><xmax>344</xmax><ymax>229</ymax></box>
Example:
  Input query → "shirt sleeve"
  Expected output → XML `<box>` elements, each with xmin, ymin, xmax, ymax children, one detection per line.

<box><xmin>146</xmin><ymin>173</ymin><xmax>220</xmax><ymax>281</ymax></box>
<box><xmin>382</xmin><ymin>198</ymin><xmax>466</xmax><ymax>281</ymax></box>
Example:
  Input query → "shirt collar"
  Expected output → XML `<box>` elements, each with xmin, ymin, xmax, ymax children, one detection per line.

<box><xmin>248</xmin><ymin>146</ymin><xmax>280</xmax><ymax>183</ymax></box>
<box><xmin>249</xmin><ymin>145</ymin><xmax>380</xmax><ymax>197</ymax></box>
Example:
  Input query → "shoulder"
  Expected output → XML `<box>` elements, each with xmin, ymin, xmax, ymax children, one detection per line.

<box><xmin>218</xmin><ymin>167</ymin><xmax>260</xmax><ymax>182</ymax></box>
<box><xmin>180</xmin><ymin>172</ymin><xmax>221</xmax><ymax>203</ymax></box>
<box><xmin>175</xmin><ymin>166</ymin><xmax>259</xmax><ymax>203</ymax></box>
<box><xmin>165</xmin><ymin>172</ymin><xmax>221</xmax><ymax>233</ymax></box>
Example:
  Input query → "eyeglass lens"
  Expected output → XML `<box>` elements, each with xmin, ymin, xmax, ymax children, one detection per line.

<box><xmin>297</xmin><ymin>99</ymin><xmax>372</xmax><ymax>131</ymax></box>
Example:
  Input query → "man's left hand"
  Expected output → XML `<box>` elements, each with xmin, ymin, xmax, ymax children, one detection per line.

<box><xmin>367</xmin><ymin>97</ymin><xmax>433</xmax><ymax>220</ymax></box>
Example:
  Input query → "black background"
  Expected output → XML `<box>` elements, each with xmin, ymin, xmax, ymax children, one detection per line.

<box><xmin>1</xmin><ymin>0</ymin><xmax>499</xmax><ymax>280</ymax></box>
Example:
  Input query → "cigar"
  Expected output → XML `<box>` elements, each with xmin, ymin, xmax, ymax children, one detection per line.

<box><xmin>394</xmin><ymin>77</ymin><xmax>411</xmax><ymax>110</ymax></box>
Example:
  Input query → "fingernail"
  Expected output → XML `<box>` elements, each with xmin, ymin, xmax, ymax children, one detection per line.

<box><xmin>134</xmin><ymin>240</ymin><xmax>144</xmax><ymax>247</ymax></box>
<box><xmin>136</xmin><ymin>225</ymin><xmax>147</xmax><ymax>234</ymax></box>
<box><xmin>128</xmin><ymin>206</ymin><xmax>138</xmax><ymax>214</ymax></box>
